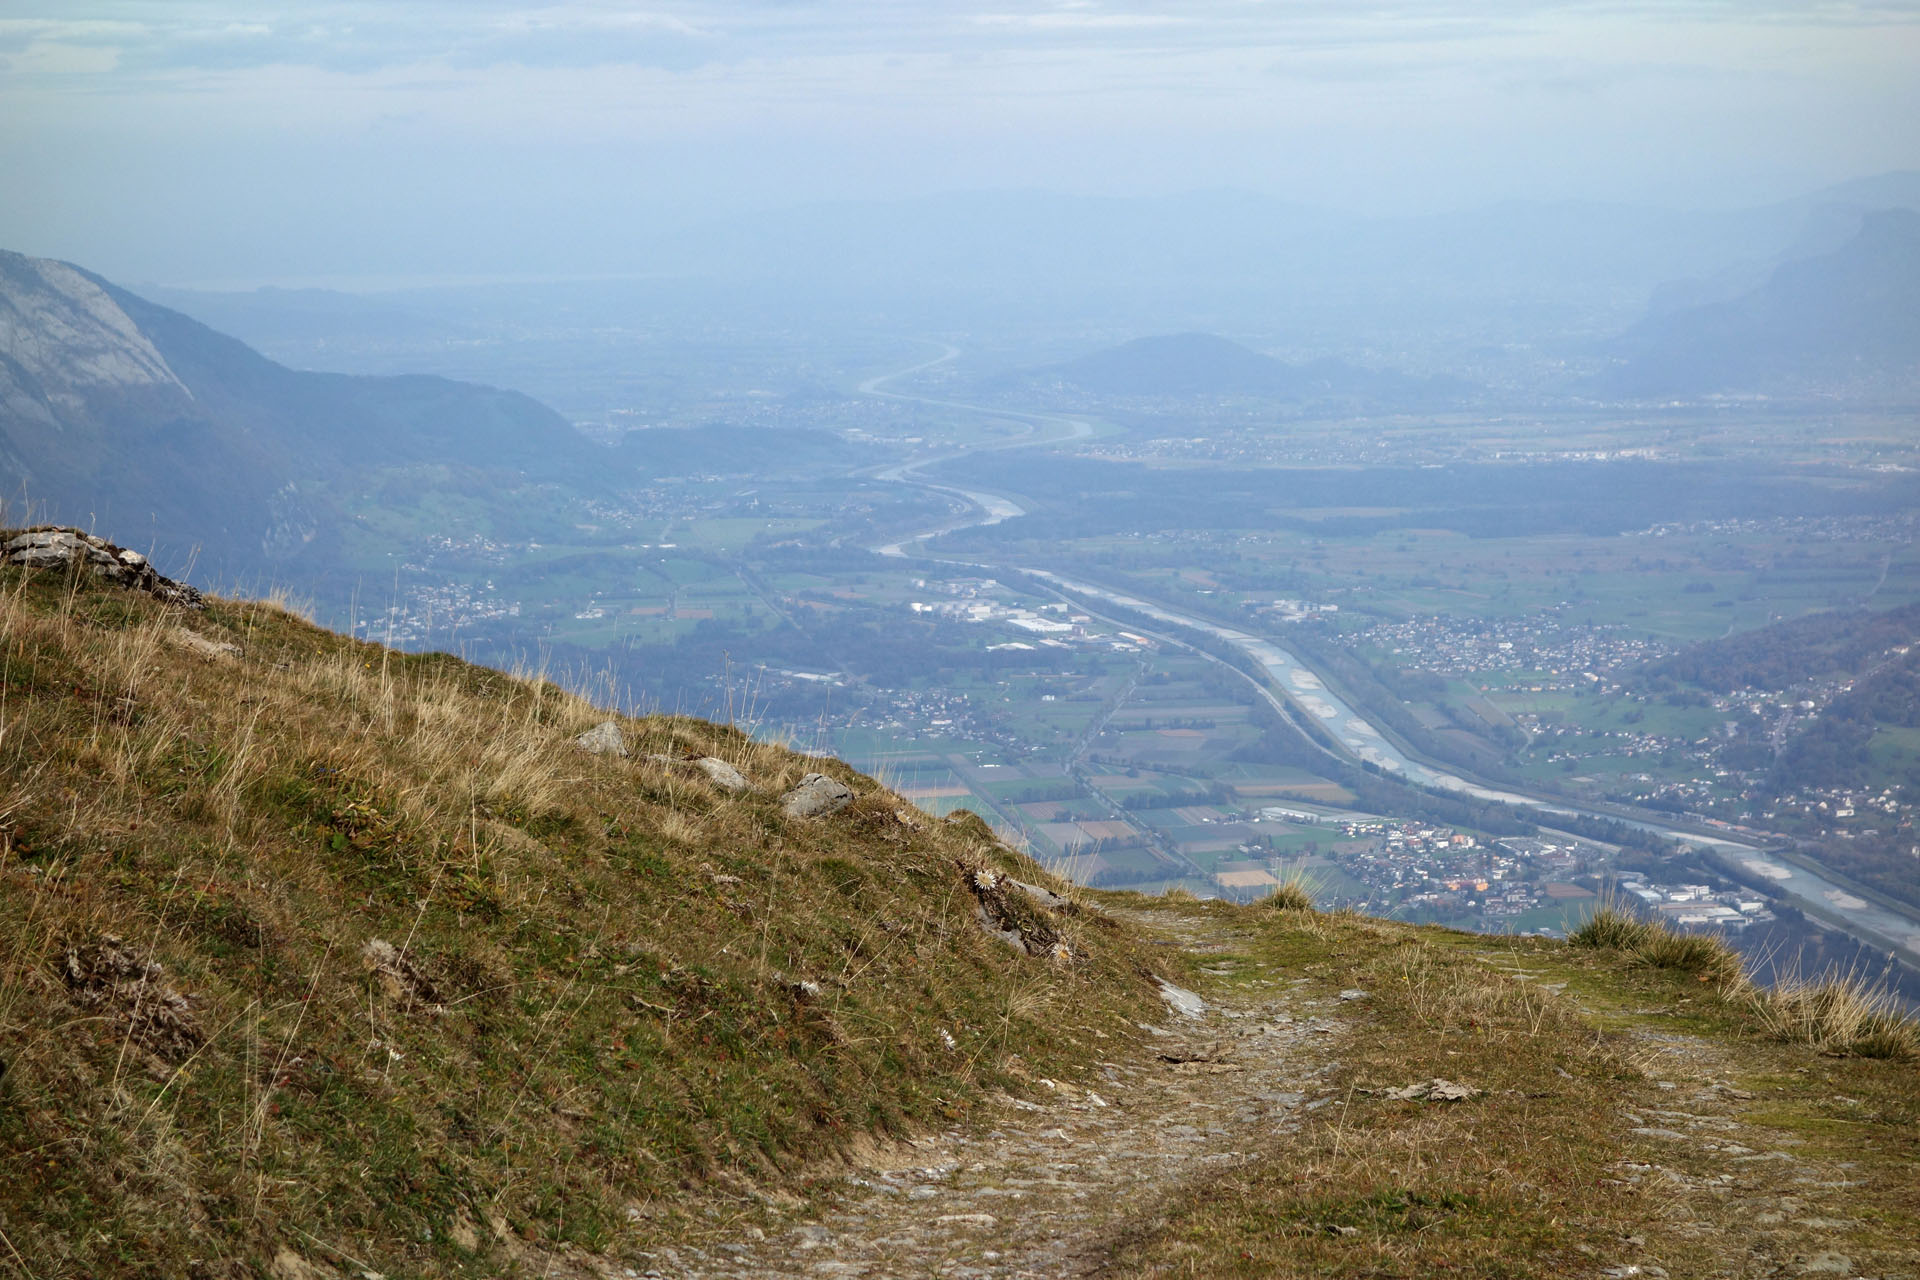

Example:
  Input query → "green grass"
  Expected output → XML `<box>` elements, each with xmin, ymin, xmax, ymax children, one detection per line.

<box><xmin>0</xmin><ymin>559</ymin><xmax>1170</xmax><ymax>1279</ymax></box>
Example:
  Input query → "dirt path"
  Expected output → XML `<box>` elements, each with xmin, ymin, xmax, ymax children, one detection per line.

<box><xmin>1470</xmin><ymin>948</ymin><xmax>1916</xmax><ymax>1279</ymax></box>
<box><xmin>515</xmin><ymin>917</ymin><xmax>1917</xmax><ymax>1280</ymax></box>
<box><xmin>622</xmin><ymin>912</ymin><xmax>1342</xmax><ymax>1279</ymax></box>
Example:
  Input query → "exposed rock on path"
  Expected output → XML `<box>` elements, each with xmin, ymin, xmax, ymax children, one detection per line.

<box><xmin>627</xmin><ymin>908</ymin><xmax>1344</xmax><ymax>1280</ymax></box>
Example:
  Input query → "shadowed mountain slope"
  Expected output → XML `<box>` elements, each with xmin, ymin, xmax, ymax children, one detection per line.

<box><xmin>1603</xmin><ymin>209</ymin><xmax>1920</xmax><ymax>399</ymax></box>
<box><xmin>0</xmin><ymin>249</ymin><xmax>605</xmax><ymax>575</ymax></box>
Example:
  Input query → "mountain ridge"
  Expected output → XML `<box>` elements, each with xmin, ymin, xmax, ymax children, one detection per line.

<box><xmin>994</xmin><ymin>331</ymin><xmax>1475</xmax><ymax>407</ymax></box>
<box><xmin>1602</xmin><ymin>209</ymin><xmax>1920</xmax><ymax>399</ymax></box>
<box><xmin>0</xmin><ymin>248</ymin><xmax>606</xmax><ymax>577</ymax></box>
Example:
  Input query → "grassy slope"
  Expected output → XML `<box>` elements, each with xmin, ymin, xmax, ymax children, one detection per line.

<box><xmin>2</xmin><ymin>552</ymin><xmax>1914</xmax><ymax>1279</ymax></box>
<box><xmin>0</xmin><ymin>560</ymin><xmax>1168</xmax><ymax>1278</ymax></box>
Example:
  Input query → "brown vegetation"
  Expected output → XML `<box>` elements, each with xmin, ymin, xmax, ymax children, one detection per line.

<box><xmin>0</xmin><ymin>555</ymin><xmax>1166</xmax><ymax>1277</ymax></box>
<box><xmin>1571</xmin><ymin>902</ymin><xmax>1916</xmax><ymax>1060</ymax></box>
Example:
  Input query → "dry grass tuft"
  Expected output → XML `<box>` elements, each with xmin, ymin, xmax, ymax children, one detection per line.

<box><xmin>1571</xmin><ymin>898</ymin><xmax>1745</xmax><ymax>987</ymax></box>
<box><xmin>1571</xmin><ymin>894</ymin><xmax>1915</xmax><ymax>1059</ymax></box>
<box><xmin>1747</xmin><ymin>967</ymin><xmax>1918</xmax><ymax>1060</ymax></box>
<box><xmin>1633</xmin><ymin>927</ymin><xmax>1747</xmax><ymax>986</ymax></box>
<box><xmin>1568</xmin><ymin>902</ymin><xmax>1655</xmax><ymax>952</ymax></box>
<box><xmin>1255</xmin><ymin>867</ymin><xmax>1316</xmax><ymax>912</ymax></box>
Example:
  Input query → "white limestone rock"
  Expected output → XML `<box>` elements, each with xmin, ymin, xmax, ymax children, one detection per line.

<box><xmin>693</xmin><ymin>756</ymin><xmax>751</xmax><ymax>793</ymax></box>
<box><xmin>574</xmin><ymin>720</ymin><xmax>629</xmax><ymax>757</ymax></box>
<box><xmin>781</xmin><ymin>771</ymin><xmax>854</xmax><ymax>818</ymax></box>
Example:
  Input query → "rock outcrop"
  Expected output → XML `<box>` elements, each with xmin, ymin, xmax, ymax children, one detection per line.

<box><xmin>781</xmin><ymin>771</ymin><xmax>854</xmax><ymax>818</ymax></box>
<box><xmin>967</xmin><ymin>868</ymin><xmax>1072</xmax><ymax>962</ymax></box>
<box><xmin>1</xmin><ymin>526</ymin><xmax>203</xmax><ymax>607</ymax></box>
<box><xmin>574</xmin><ymin>720</ymin><xmax>629</xmax><ymax>757</ymax></box>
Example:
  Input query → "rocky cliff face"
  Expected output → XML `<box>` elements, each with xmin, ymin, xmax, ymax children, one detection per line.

<box><xmin>0</xmin><ymin>250</ymin><xmax>211</xmax><ymax>512</ymax></box>
<box><xmin>0</xmin><ymin>253</ymin><xmax>192</xmax><ymax>418</ymax></box>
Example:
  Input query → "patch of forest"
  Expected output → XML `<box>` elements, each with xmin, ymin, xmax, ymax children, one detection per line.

<box><xmin>1768</xmin><ymin>648</ymin><xmax>1920</xmax><ymax>794</ymax></box>
<box><xmin>1636</xmin><ymin>601</ymin><xmax>1920</xmax><ymax>694</ymax></box>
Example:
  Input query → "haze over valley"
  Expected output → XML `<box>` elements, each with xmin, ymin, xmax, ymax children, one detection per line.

<box><xmin>6</xmin><ymin>175</ymin><xmax>1920</xmax><ymax>987</ymax></box>
<box><xmin>5</xmin><ymin>6</ymin><xmax>1920</xmax><ymax>1274</ymax></box>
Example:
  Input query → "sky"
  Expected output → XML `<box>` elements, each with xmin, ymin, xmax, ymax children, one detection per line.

<box><xmin>3</xmin><ymin>1</ymin><xmax>1919</xmax><ymax>284</ymax></box>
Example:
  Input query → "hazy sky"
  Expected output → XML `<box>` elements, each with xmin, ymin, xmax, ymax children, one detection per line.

<box><xmin>5</xmin><ymin>1</ymin><xmax>1919</xmax><ymax>283</ymax></box>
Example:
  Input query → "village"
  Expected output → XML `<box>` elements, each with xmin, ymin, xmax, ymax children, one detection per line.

<box><xmin>1350</xmin><ymin>611</ymin><xmax>1672</xmax><ymax>683</ymax></box>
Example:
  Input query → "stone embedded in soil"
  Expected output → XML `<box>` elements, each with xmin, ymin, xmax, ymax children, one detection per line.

<box><xmin>693</xmin><ymin>756</ymin><xmax>751</xmax><ymax>792</ymax></box>
<box><xmin>782</xmin><ymin>771</ymin><xmax>854</xmax><ymax>817</ymax></box>
<box><xmin>172</xmin><ymin>626</ymin><xmax>242</xmax><ymax>660</ymax></box>
<box><xmin>267</xmin><ymin>1248</ymin><xmax>344</xmax><ymax>1280</ymax></box>
<box><xmin>1006</xmin><ymin>878</ymin><xmax>1070</xmax><ymax>911</ymax></box>
<box><xmin>1383</xmin><ymin>1078</ymin><xmax>1480</xmax><ymax>1102</ymax></box>
<box><xmin>361</xmin><ymin>938</ymin><xmax>445</xmax><ymax>1013</ymax></box>
<box><xmin>575</xmin><ymin>720</ymin><xmax>629</xmax><ymax>757</ymax></box>
<box><xmin>1155</xmin><ymin>978</ymin><xmax>1207</xmax><ymax>1019</ymax></box>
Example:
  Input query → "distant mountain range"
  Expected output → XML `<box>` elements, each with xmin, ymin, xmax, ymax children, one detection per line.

<box><xmin>1600</xmin><ymin>209</ymin><xmax>1920</xmax><ymax>399</ymax></box>
<box><xmin>130</xmin><ymin>173</ymin><xmax>1920</xmax><ymax>398</ymax></box>
<box><xmin>994</xmin><ymin>332</ymin><xmax>1475</xmax><ymax>408</ymax></box>
<box><xmin>633</xmin><ymin>174</ymin><xmax>1920</xmax><ymax>342</ymax></box>
<box><xmin>0</xmin><ymin>249</ymin><xmax>606</xmax><ymax>577</ymax></box>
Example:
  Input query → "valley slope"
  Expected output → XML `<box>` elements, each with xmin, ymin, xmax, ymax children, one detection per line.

<box><xmin>0</xmin><ymin>249</ymin><xmax>604</xmax><ymax>580</ymax></box>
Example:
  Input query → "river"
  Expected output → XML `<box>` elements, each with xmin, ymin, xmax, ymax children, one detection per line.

<box><xmin>859</xmin><ymin>351</ymin><xmax>1920</xmax><ymax>961</ymax></box>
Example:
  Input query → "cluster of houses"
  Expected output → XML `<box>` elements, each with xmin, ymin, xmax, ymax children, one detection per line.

<box><xmin>352</xmin><ymin>580</ymin><xmax>521</xmax><ymax>645</ymax></box>
<box><xmin>1765</xmin><ymin>785</ymin><xmax>1910</xmax><ymax>830</ymax></box>
<box><xmin>1351</xmin><ymin>612</ymin><xmax>1668</xmax><ymax>683</ymax></box>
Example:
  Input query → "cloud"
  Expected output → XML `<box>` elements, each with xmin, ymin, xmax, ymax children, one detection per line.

<box><xmin>970</xmin><ymin>12</ymin><xmax>1191</xmax><ymax>30</ymax></box>
<box><xmin>1</xmin><ymin>4</ymin><xmax>726</xmax><ymax>76</ymax></box>
<box><xmin>7</xmin><ymin>2</ymin><xmax>1917</xmax><ymax>85</ymax></box>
